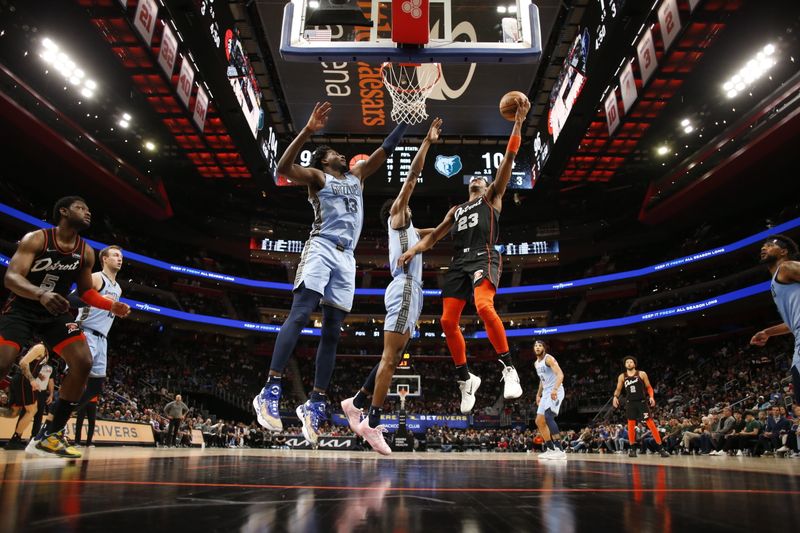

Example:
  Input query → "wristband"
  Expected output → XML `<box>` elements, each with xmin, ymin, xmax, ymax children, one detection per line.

<box><xmin>507</xmin><ymin>135</ymin><xmax>521</xmax><ymax>154</ymax></box>
<box><xmin>381</xmin><ymin>123</ymin><xmax>409</xmax><ymax>156</ymax></box>
<box><xmin>80</xmin><ymin>289</ymin><xmax>113</xmax><ymax>311</ymax></box>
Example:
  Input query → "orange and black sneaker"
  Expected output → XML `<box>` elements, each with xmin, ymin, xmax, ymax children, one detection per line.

<box><xmin>33</xmin><ymin>430</ymin><xmax>82</xmax><ymax>459</ymax></box>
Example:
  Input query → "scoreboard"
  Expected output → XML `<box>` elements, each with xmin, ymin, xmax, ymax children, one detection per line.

<box><xmin>273</xmin><ymin>141</ymin><xmax>535</xmax><ymax>194</ymax></box>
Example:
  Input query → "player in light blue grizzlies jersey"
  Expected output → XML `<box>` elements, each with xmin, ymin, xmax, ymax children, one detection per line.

<box><xmin>254</xmin><ymin>102</ymin><xmax>409</xmax><ymax>445</ymax></box>
<box><xmin>751</xmin><ymin>235</ymin><xmax>800</xmax><ymax>405</ymax></box>
<box><xmin>533</xmin><ymin>340</ymin><xmax>566</xmax><ymax>460</ymax></box>
<box><xmin>73</xmin><ymin>245</ymin><xmax>124</xmax><ymax>446</ymax></box>
<box><xmin>340</xmin><ymin>118</ymin><xmax>444</xmax><ymax>455</ymax></box>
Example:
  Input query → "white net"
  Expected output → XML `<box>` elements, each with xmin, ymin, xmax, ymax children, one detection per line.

<box><xmin>381</xmin><ymin>62</ymin><xmax>442</xmax><ymax>125</ymax></box>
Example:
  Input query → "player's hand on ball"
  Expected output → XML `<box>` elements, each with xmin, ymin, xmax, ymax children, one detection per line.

<box><xmin>426</xmin><ymin>117</ymin><xmax>443</xmax><ymax>143</ymax></box>
<box><xmin>612</xmin><ymin>396</ymin><xmax>619</xmax><ymax>409</ymax></box>
<box><xmin>306</xmin><ymin>101</ymin><xmax>332</xmax><ymax>133</ymax></box>
<box><xmin>514</xmin><ymin>97</ymin><xmax>530</xmax><ymax>124</ymax></box>
<box><xmin>750</xmin><ymin>330</ymin><xmax>769</xmax><ymax>346</ymax></box>
<box><xmin>111</xmin><ymin>301</ymin><xmax>131</xmax><ymax>318</ymax></box>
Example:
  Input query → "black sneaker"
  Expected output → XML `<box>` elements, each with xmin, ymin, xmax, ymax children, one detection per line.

<box><xmin>4</xmin><ymin>437</ymin><xmax>25</xmax><ymax>450</ymax></box>
<box><xmin>659</xmin><ymin>449</ymin><xmax>670</xmax><ymax>457</ymax></box>
<box><xmin>628</xmin><ymin>448</ymin><xmax>637</xmax><ymax>458</ymax></box>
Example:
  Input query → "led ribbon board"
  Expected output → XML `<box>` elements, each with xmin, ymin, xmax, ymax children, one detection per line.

<box><xmin>0</xmin><ymin>250</ymin><xmax>770</xmax><ymax>339</ymax></box>
<box><xmin>0</xmin><ymin>201</ymin><xmax>795</xmax><ymax>296</ymax></box>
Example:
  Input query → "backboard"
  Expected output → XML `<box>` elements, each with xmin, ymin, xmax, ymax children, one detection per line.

<box><xmin>280</xmin><ymin>0</ymin><xmax>542</xmax><ymax>63</ymax></box>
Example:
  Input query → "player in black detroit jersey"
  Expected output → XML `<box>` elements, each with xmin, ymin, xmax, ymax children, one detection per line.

<box><xmin>0</xmin><ymin>196</ymin><xmax>129</xmax><ymax>458</ymax></box>
<box><xmin>613</xmin><ymin>356</ymin><xmax>669</xmax><ymax>458</ymax></box>
<box><xmin>398</xmin><ymin>96</ymin><xmax>530</xmax><ymax>413</ymax></box>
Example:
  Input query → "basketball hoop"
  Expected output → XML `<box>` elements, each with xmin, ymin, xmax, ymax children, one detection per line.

<box><xmin>381</xmin><ymin>62</ymin><xmax>441</xmax><ymax>125</ymax></box>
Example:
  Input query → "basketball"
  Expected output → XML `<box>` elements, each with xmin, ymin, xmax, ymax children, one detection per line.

<box><xmin>499</xmin><ymin>91</ymin><xmax>529</xmax><ymax>121</ymax></box>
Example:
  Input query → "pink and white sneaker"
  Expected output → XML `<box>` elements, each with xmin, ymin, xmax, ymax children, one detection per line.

<box><xmin>341</xmin><ymin>397</ymin><xmax>364</xmax><ymax>435</ymax></box>
<box><xmin>357</xmin><ymin>418</ymin><xmax>392</xmax><ymax>456</ymax></box>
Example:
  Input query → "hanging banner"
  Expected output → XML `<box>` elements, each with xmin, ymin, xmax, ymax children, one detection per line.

<box><xmin>133</xmin><ymin>0</ymin><xmax>159</xmax><ymax>46</ymax></box>
<box><xmin>157</xmin><ymin>23</ymin><xmax>179</xmax><ymax>77</ymax></box>
<box><xmin>604</xmin><ymin>90</ymin><xmax>620</xmax><ymax>135</ymax></box>
<box><xmin>658</xmin><ymin>0</ymin><xmax>682</xmax><ymax>52</ymax></box>
<box><xmin>619</xmin><ymin>61</ymin><xmax>638</xmax><ymax>113</ymax></box>
<box><xmin>636</xmin><ymin>27</ymin><xmax>658</xmax><ymax>86</ymax></box>
<box><xmin>176</xmin><ymin>55</ymin><xmax>195</xmax><ymax>107</ymax></box>
<box><xmin>193</xmin><ymin>86</ymin><xmax>209</xmax><ymax>131</ymax></box>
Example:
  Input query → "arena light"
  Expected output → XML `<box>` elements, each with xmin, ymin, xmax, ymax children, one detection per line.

<box><xmin>723</xmin><ymin>43</ymin><xmax>777</xmax><ymax>99</ymax></box>
<box><xmin>656</xmin><ymin>145</ymin><xmax>669</xmax><ymax>156</ymax></box>
<box><xmin>308</xmin><ymin>0</ymin><xmax>320</xmax><ymax>7</ymax></box>
<box><xmin>144</xmin><ymin>141</ymin><xmax>156</xmax><ymax>151</ymax></box>
<box><xmin>40</xmin><ymin>38</ymin><xmax>98</xmax><ymax>98</ymax></box>
<box><xmin>683</xmin><ymin>125</ymin><xmax>694</xmax><ymax>134</ymax></box>
<box><xmin>680</xmin><ymin>118</ymin><xmax>690</xmax><ymax>127</ymax></box>
<box><xmin>497</xmin><ymin>5</ymin><xmax>507</xmax><ymax>13</ymax></box>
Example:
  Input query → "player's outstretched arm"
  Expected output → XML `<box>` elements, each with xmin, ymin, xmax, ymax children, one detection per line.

<box><xmin>353</xmin><ymin>123</ymin><xmax>409</xmax><ymax>183</ymax></box>
<box><xmin>750</xmin><ymin>322</ymin><xmax>791</xmax><ymax>346</ymax></box>
<box><xmin>397</xmin><ymin>206</ymin><xmax>456</xmax><ymax>267</ymax></box>
<box><xmin>276</xmin><ymin>102</ymin><xmax>329</xmax><ymax>189</ymax></box>
<box><xmin>487</xmin><ymin>97</ymin><xmax>530</xmax><ymax>208</ymax></box>
<box><xmin>389</xmin><ymin>118</ymin><xmax>442</xmax><ymax>229</ymax></box>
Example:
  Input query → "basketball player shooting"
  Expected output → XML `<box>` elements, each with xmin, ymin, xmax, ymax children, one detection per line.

<box><xmin>253</xmin><ymin>102</ymin><xmax>408</xmax><ymax>446</ymax></box>
<box><xmin>340</xmin><ymin>118</ymin><xmax>443</xmax><ymax>455</ymax></box>
<box><xmin>397</xmin><ymin>95</ymin><xmax>530</xmax><ymax>414</ymax></box>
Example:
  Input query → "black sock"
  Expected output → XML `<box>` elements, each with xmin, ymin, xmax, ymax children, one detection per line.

<box><xmin>11</xmin><ymin>432</ymin><xmax>20</xmax><ymax>441</ymax></box>
<box><xmin>266</xmin><ymin>375</ymin><xmax>282</xmax><ymax>386</ymax></box>
<box><xmin>48</xmin><ymin>400</ymin><xmax>78</xmax><ymax>435</ymax></box>
<box><xmin>498</xmin><ymin>351</ymin><xmax>515</xmax><ymax>367</ymax></box>
<box><xmin>353</xmin><ymin>390</ymin><xmax>368</xmax><ymax>410</ymax></box>
<box><xmin>368</xmin><ymin>406</ymin><xmax>382</xmax><ymax>428</ymax></box>
<box><xmin>456</xmin><ymin>365</ymin><xmax>470</xmax><ymax>382</ymax></box>
<box><xmin>310</xmin><ymin>391</ymin><xmax>326</xmax><ymax>403</ymax></box>
<box><xmin>552</xmin><ymin>438</ymin><xmax>562</xmax><ymax>451</ymax></box>
<box><xmin>545</xmin><ymin>440</ymin><xmax>554</xmax><ymax>451</ymax></box>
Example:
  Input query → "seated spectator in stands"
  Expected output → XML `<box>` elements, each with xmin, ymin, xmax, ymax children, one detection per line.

<box><xmin>723</xmin><ymin>411</ymin><xmax>760</xmax><ymax>455</ymax></box>
<box><xmin>664</xmin><ymin>419</ymin><xmax>683</xmax><ymax>454</ymax></box>
<box><xmin>701</xmin><ymin>407</ymin><xmax>735</xmax><ymax>455</ymax></box>
<box><xmin>758</xmin><ymin>405</ymin><xmax>791</xmax><ymax>455</ymax></box>
<box><xmin>496</xmin><ymin>437</ymin><xmax>509</xmax><ymax>453</ymax></box>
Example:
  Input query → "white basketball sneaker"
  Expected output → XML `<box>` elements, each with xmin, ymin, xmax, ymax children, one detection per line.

<box><xmin>340</xmin><ymin>397</ymin><xmax>364</xmax><ymax>436</ymax></box>
<box><xmin>458</xmin><ymin>373</ymin><xmax>481</xmax><ymax>414</ymax></box>
<box><xmin>499</xmin><ymin>361</ymin><xmax>523</xmax><ymax>399</ymax></box>
<box><xmin>537</xmin><ymin>449</ymin><xmax>554</xmax><ymax>460</ymax></box>
<box><xmin>358</xmin><ymin>418</ymin><xmax>392</xmax><ymax>456</ymax></box>
<box><xmin>549</xmin><ymin>448</ymin><xmax>567</xmax><ymax>460</ymax></box>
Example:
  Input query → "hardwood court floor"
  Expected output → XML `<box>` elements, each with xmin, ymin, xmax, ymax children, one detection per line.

<box><xmin>1</xmin><ymin>448</ymin><xmax>799</xmax><ymax>532</ymax></box>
